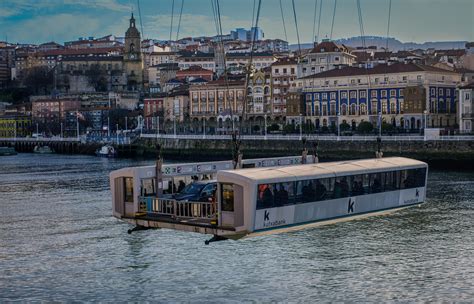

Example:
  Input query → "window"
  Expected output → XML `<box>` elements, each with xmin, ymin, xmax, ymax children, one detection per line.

<box><xmin>221</xmin><ymin>183</ymin><xmax>234</xmax><ymax>212</ymax></box>
<box><xmin>275</xmin><ymin>68</ymin><xmax>279</xmax><ymax>74</ymax></box>
<box><xmin>417</xmin><ymin>75</ymin><xmax>422</xmax><ymax>81</ymax></box>
<box><xmin>350</xmin><ymin>91</ymin><xmax>357</xmax><ymax>98</ymax></box>
<box><xmin>384</xmin><ymin>77</ymin><xmax>389</xmax><ymax>82</ymax></box>
<box><xmin>359</xmin><ymin>91</ymin><xmax>366</xmax><ymax>98</ymax></box>
<box><xmin>322</xmin><ymin>93</ymin><xmax>328</xmax><ymax>100</ymax></box>
<box><xmin>402</xmin><ymin>76</ymin><xmax>407</xmax><ymax>81</ymax></box>
<box><xmin>124</xmin><ymin>177</ymin><xmax>134</xmax><ymax>202</ymax></box>
<box><xmin>375</xmin><ymin>78</ymin><xmax>379</xmax><ymax>83</ymax></box>
<box><xmin>335</xmin><ymin>56</ymin><xmax>340</xmax><ymax>61</ymax></box>
<box><xmin>330</xmin><ymin>92</ymin><xmax>336</xmax><ymax>99</ymax></box>
<box><xmin>431</xmin><ymin>88</ymin><xmax>436</xmax><ymax>95</ymax></box>
<box><xmin>351</xmin><ymin>79</ymin><xmax>356</xmax><ymax>84</ymax></box>
<box><xmin>341</xmin><ymin>92</ymin><xmax>348</xmax><ymax>99</ymax></box>
<box><xmin>381</xmin><ymin>90</ymin><xmax>387</xmax><ymax>98</ymax></box>
<box><xmin>439</xmin><ymin>88</ymin><xmax>444</xmax><ymax>95</ymax></box>
<box><xmin>446</xmin><ymin>89</ymin><xmax>451</xmax><ymax>97</ymax></box>
<box><xmin>371</xmin><ymin>90</ymin><xmax>377</xmax><ymax>98</ymax></box>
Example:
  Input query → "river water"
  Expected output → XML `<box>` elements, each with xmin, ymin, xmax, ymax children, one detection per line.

<box><xmin>0</xmin><ymin>154</ymin><xmax>473</xmax><ymax>302</ymax></box>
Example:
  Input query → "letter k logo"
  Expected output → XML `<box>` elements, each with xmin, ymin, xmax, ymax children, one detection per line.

<box><xmin>264</xmin><ymin>210</ymin><xmax>270</xmax><ymax>221</ymax></box>
<box><xmin>348</xmin><ymin>198</ymin><xmax>355</xmax><ymax>213</ymax></box>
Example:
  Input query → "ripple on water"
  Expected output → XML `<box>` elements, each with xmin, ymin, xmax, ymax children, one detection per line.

<box><xmin>1</xmin><ymin>154</ymin><xmax>473</xmax><ymax>302</ymax></box>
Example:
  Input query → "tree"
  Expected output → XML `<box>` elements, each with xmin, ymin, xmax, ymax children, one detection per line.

<box><xmin>283</xmin><ymin>123</ymin><xmax>296</xmax><ymax>134</ymax></box>
<box><xmin>23</xmin><ymin>66</ymin><xmax>53</xmax><ymax>95</ymax></box>
<box><xmin>357</xmin><ymin>121</ymin><xmax>374</xmax><ymax>134</ymax></box>
<box><xmin>86</xmin><ymin>65</ymin><xmax>108</xmax><ymax>92</ymax></box>
<box><xmin>340</xmin><ymin>122</ymin><xmax>351</xmax><ymax>132</ymax></box>
<box><xmin>267</xmin><ymin>123</ymin><xmax>280</xmax><ymax>132</ymax></box>
<box><xmin>381</xmin><ymin>122</ymin><xmax>395</xmax><ymax>133</ymax></box>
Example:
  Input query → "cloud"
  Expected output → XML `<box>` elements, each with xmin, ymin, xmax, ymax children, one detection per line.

<box><xmin>63</xmin><ymin>0</ymin><xmax>131</xmax><ymax>12</ymax></box>
<box><xmin>7</xmin><ymin>13</ymin><xmax>102</xmax><ymax>44</ymax></box>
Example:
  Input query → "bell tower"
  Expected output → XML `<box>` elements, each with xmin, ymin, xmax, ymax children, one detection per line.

<box><xmin>123</xmin><ymin>13</ymin><xmax>143</xmax><ymax>90</ymax></box>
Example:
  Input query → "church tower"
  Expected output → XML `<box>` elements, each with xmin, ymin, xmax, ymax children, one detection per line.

<box><xmin>123</xmin><ymin>13</ymin><xmax>143</xmax><ymax>91</ymax></box>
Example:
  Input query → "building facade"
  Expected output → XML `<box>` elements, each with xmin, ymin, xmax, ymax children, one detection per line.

<box><xmin>189</xmin><ymin>80</ymin><xmax>245</xmax><ymax>121</ymax></box>
<box><xmin>123</xmin><ymin>13</ymin><xmax>144</xmax><ymax>90</ymax></box>
<box><xmin>297</xmin><ymin>63</ymin><xmax>461</xmax><ymax>130</ymax></box>
<box><xmin>458</xmin><ymin>83</ymin><xmax>473</xmax><ymax>133</ymax></box>
<box><xmin>299</xmin><ymin>40</ymin><xmax>356</xmax><ymax>78</ymax></box>
<box><xmin>271</xmin><ymin>57</ymin><xmax>298</xmax><ymax>119</ymax></box>
<box><xmin>0</xmin><ymin>114</ymin><xmax>32</xmax><ymax>137</ymax></box>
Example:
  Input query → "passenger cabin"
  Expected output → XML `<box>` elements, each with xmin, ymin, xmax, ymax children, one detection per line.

<box><xmin>216</xmin><ymin>157</ymin><xmax>427</xmax><ymax>238</ymax></box>
<box><xmin>110</xmin><ymin>156</ymin><xmax>427</xmax><ymax>240</ymax></box>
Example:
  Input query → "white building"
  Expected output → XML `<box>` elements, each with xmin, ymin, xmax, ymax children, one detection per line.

<box><xmin>458</xmin><ymin>83</ymin><xmax>473</xmax><ymax>133</ymax></box>
<box><xmin>298</xmin><ymin>40</ymin><xmax>356</xmax><ymax>78</ymax></box>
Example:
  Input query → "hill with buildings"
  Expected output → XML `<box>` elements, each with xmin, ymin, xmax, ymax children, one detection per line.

<box><xmin>291</xmin><ymin>36</ymin><xmax>467</xmax><ymax>51</ymax></box>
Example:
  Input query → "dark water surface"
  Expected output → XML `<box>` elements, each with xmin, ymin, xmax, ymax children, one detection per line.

<box><xmin>1</xmin><ymin>154</ymin><xmax>473</xmax><ymax>302</ymax></box>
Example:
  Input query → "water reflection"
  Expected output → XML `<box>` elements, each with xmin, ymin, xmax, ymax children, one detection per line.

<box><xmin>0</xmin><ymin>154</ymin><xmax>473</xmax><ymax>302</ymax></box>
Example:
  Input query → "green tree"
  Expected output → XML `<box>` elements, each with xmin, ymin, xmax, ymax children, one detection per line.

<box><xmin>357</xmin><ymin>121</ymin><xmax>374</xmax><ymax>134</ymax></box>
<box><xmin>23</xmin><ymin>66</ymin><xmax>53</xmax><ymax>94</ymax></box>
<box><xmin>340</xmin><ymin>122</ymin><xmax>351</xmax><ymax>132</ymax></box>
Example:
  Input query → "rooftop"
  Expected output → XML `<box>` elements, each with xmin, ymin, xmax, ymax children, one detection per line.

<box><xmin>299</xmin><ymin>62</ymin><xmax>459</xmax><ymax>80</ymax></box>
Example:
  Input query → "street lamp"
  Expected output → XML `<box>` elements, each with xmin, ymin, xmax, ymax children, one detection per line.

<box><xmin>173</xmin><ymin>116</ymin><xmax>176</xmax><ymax>138</ymax></box>
<box><xmin>203</xmin><ymin>119</ymin><xmax>206</xmax><ymax>138</ymax></box>
<box><xmin>76</xmin><ymin>116</ymin><xmax>79</xmax><ymax>140</ymax></box>
<box><xmin>299</xmin><ymin>113</ymin><xmax>302</xmax><ymax>140</ymax></box>
<box><xmin>337</xmin><ymin>112</ymin><xmax>340</xmax><ymax>140</ymax></box>
<box><xmin>264</xmin><ymin>114</ymin><xmax>267</xmax><ymax>139</ymax></box>
<box><xmin>378</xmin><ymin>111</ymin><xmax>382</xmax><ymax>137</ymax></box>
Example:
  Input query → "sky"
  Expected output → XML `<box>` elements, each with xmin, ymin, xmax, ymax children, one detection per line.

<box><xmin>0</xmin><ymin>0</ymin><xmax>473</xmax><ymax>45</ymax></box>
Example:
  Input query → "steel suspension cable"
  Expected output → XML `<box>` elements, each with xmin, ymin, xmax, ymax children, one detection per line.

<box><xmin>279</xmin><ymin>0</ymin><xmax>288</xmax><ymax>42</ymax></box>
<box><xmin>312</xmin><ymin>0</ymin><xmax>319</xmax><ymax>43</ymax></box>
<box><xmin>386</xmin><ymin>0</ymin><xmax>392</xmax><ymax>51</ymax></box>
<box><xmin>175</xmin><ymin>0</ymin><xmax>184</xmax><ymax>41</ymax></box>
<box><xmin>136</xmin><ymin>0</ymin><xmax>145</xmax><ymax>38</ymax></box>
<box><xmin>316</xmin><ymin>0</ymin><xmax>323</xmax><ymax>43</ymax></box>
<box><xmin>291</xmin><ymin>0</ymin><xmax>302</xmax><ymax>58</ymax></box>
<box><xmin>169</xmin><ymin>0</ymin><xmax>175</xmax><ymax>41</ymax></box>
<box><xmin>330</xmin><ymin>0</ymin><xmax>337</xmax><ymax>40</ymax></box>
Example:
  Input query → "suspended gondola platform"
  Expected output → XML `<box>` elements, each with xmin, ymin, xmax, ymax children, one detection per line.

<box><xmin>110</xmin><ymin>154</ymin><xmax>427</xmax><ymax>244</ymax></box>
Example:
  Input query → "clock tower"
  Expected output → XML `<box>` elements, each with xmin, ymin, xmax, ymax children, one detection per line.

<box><xmin>123</xmin><ymin>13</ymin><xmax>143</xmax><ymax>90</ymax></box>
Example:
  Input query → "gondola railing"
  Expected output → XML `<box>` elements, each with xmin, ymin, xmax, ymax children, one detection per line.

<box><xmin>139</xmin><ymin>196</ymin><xmax>217</xmax><ymax>220</ymax></box>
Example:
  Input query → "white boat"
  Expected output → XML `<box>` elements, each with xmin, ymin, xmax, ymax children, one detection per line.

<box><xmin>96</xmin><ymin>145</ymin><xmax>117</xmax><ymax>158</ymax></box>
<box><xmin>0</xmin><ymin>147</ymin><xmax>17</xmax><ymax>156</ymax></box>
<box><xmin>33</xmin><ymin>145</ymin><xmax>54</xmax><ymax>154</ymax></box>
<box><xmin>110</xmin><ymin>156</ymin><xmax>427</xmax><ymax>243</ymax></box>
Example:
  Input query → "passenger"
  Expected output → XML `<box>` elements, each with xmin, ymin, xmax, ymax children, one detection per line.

<box><xmin>340</xmin><ymin>177</ymin><xmax>349</xmax><ymax>197</ymax></box>
<box><xmin>262</xmin><ymin>186</ymin><xmax>274</xmax><ymax>208</ymax></box>
<box><xmin>178</xmin><ymin>180</ymin><xmax>186</xmax><ymax>192</ymax></box>
<box><xmin>302</xmin><ymin>181</ymin><xmax>315</xmax><ymax>202</ymax></box>
<box><xmin>277</xmin><ymin>185</ymin><xmax>289</xmax><ymax>205</ymax></box>
<box><xmin>333</xmin><ymin>181</ymin><xmax>342</xmax><ymax>198</ymax></box>
<box><xmin>372</xmin><ymin>178</ymin><xmax>382</xmax><ymax>193</ymax></box>
<box><xmin>315</xmin><ymin>180</ymin><xmax>326</xmax><ymax>200</ymax></box>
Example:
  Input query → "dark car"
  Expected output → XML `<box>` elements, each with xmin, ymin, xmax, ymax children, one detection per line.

<box><xmin>173</xmin><ymin>180</ymin><xmax>217</xmax><ymax>202</ymax></box>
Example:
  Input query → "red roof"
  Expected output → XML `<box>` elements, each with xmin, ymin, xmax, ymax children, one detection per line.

<box><xmin>310</xmin><ymin>41</ymin><xmax>349</xmax><ymax>54</ymax></box>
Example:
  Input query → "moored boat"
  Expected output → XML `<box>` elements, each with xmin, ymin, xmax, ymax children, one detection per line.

<box><xmin>0</xmin><ymin>146</ymin><xmax>17</xmax><ymax>156</ymax></box>
<box><xmin>33</xmin><ymin>145</ymin><xmax>54</xmax><ymax>154</ymax></box>
<box><xmin>96</xmin><ymin>145</ymin><xmax>117</xmax><ymax>158</ymax></box>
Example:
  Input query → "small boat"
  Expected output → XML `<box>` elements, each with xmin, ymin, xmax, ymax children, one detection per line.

<box><xmin>33</xmin><ymin>145</ymin><xmax>54</xmax><ymax>154</ymax></box>
<box><xmin>96</xmin><ymin>145</ymin><xmax>117</xmax><ymax>158</ymax></box>
<box><xmin>0</xmin><ymin>146</ymin><xmax>17</xmax><ymax>156</ymax></box>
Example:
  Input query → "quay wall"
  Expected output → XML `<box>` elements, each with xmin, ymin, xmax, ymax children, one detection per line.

<box><xmin>140</xmin><ymin>138</ymin><xmax>474</xmax><ymax>170</ymax></box>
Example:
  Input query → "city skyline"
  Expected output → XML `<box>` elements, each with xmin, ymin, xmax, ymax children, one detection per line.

<box><xmin>0</xmin><ymin>0</ymin><xmax>473</xmax><ymax>45</ymax></box>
